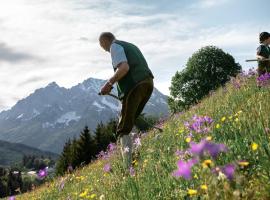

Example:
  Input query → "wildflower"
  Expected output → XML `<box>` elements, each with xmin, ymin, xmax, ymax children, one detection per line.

<box><xmin>222</xmin><ymin>164</ymin><xmax>235</xmax><ymax>180</ymax></box>
<box><xmin>172</xmin><ymin>159</ymin><xmax>198</xmax><ymax>180</ymax></box>
<box><xmin>132</xmin><ymin>159</ymin><xmax>138</xmax><ymax>167</ymax></box>
<box><xmin>194</xmin><ymin>174</ymin><xmax>199</xmax><ymax>179</ymax></box>
<box><xmin>216</xmin><ymin>124</ymin><xmax>220</xmax><ymax>129</ymax></box>
<box><xmin>185</xmin><ymin>137</ymin><xmax>192</xmax><ymax>143</ymax></box>
<box><xmin>257</xmin><ymin>72</ymin><xmax>270</xmax><ymax>87</ymax></box>
<box><xmin>8</xmin><ymin>196</ymin><xmax>15</xmax><ymax>200</ymax></box>
<box><xmin>134</xmin><ymin>137</ymin><xmax>141</xmax><ymax>148</ymax></box>
<box><xmin>108</xmin><ymin>143</ymin><xmax>116</xmax><ymax>152</ymax></box>
<box><xmin>229</xmin><ymin>116</ymin><xmax>233</xmax><ymax>120</ymax></box>
<box><xmin>79</xmin><ymin>189</ymin><xmax>88</xmax><ymax>198</ymax></box>
<box><xmin>238</xmin><ymin>161</ymin><xmax>249</xmax><ymax>167</ymax></box>
<box><xmin>123</xmin><ymin>146</ymin><xmax>130</xmax><ymax>153</ymax></box>
<box><xmin>129</xmin><ymin>166</ymin><xmax>135</xmax><ymax>176</ymax></box>
<box><xmin>38</xmin><ymin>167</ymin><xmax>48</xmax><ymax>179</ymax></box>
<box><xmin>234</xmin><ymin>118</ymin><xmax>239</xmax><ymax>122</ymax></box>
<box><xmin>103</xmin><ymin>163</ymin><xmax>111</xmax><ymax>173</ymax></box>
<box><xmin>200</xmin><ymin>184</ymin><xmax>208</xmax><ymax>190</ymax></box>
<box><xmin>99</xmin><ymin>194</ymin><xmax>105</xmax><ymax>200</ymax></box>
<box><xmin>221</xmin><ymin>117</ymin><xmax>226</xmax><ymax>122</ymax></box>
<box><xmin>202</xmin><ymin>159</ymin><xmax>212</xmax><ymax>168</ymax></box>
<box><xmin>187</xmin><ymin>189</ymin><xmax>197</xmax><ymax>196</ymax></box>
<box><xmin>251</xmin><ymin>142</ymin><xmax>258</xmax><ymax>151</ymax></box>
<box><xmin>90</xmin><ymin>194</ymin><xmax>97</xmax><ymax>199</ymax></box>
<box><xmin>189</xmin><ymin>139</ymin><xmax>228</xmax><ymax>159</ymax></box>
<box><xmin>206</xmin><ymin>136</ymin><xmax>212</xmax><ymax>141</ymax></box>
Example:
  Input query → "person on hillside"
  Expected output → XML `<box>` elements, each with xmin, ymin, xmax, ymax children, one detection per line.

<box><xmin>99</xmin><ymin>32</ymin><xmax>154</xmax><ymax>169</ymax></box>
<box><xmin>256</xmin><ymin>32</ymin><xmax>270</xmax><ymax>76</ymax></box>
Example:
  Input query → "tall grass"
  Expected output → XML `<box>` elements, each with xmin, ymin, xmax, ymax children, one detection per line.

<box><xmin>10</xmin><ymin>72</ymin><xmax>270</xmax><ymax>200</ymax></box>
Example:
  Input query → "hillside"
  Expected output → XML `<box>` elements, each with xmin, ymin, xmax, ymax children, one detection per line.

<box><xmin>0</xmin><ymin>77</ymin><xmax>168</xmax><ymax>154</ymax></box>
<box><xmin>0</xmin><ymin>140</ymin><xmax>59</xmax><ymax>167</ymax></box>
<box><xmin>12</xmin><ymin>71</ymin><xmax>270</xmax><ymax>199</ymax></box>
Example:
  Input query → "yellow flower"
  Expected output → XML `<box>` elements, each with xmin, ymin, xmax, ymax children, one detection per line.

<box><xmin>206</xmin><ymin>136</ymin><xmax>212</xmax><ymax>141</ymax></box>
<box><xmin>185</xmin><ymin>137</ymin><xmax>192</xmax><ymax>143</ymax></box>
<box><xmin>202</xmin><ymin>160</ymin><xmax>212</xmax><ymax>168</ymax></box>
<box><xmin>216</xmin><ymin>124</ymin><xmax>220</xmax><ymax>129</ymax></box>
<box><xmin>79</xmin><ymin>190</ymin><xmax>88</xmax><ymax>198</ymax></box>
<box><xmin>229</xmin><ymin>116</ymin><xmax>233</xmax><ymax>120</ymax></box>
<box><xmin>234</xmin><ymin>118</ymin><xmax>239</xmax><ymax>122</ymax></box>
<box><xmin>221</xmin><ymin>117</ymin><xmax>226</xmax><ymax>122</ymax></box>
<box><xmin>90</xmin><ymin>194</ymin><xmax>97</xmax><ymax>199</ymax></box>
<box><xmin>194</xmin><ymin>174</ymin><xmax>199</xmax><ymax>179</ymax></box>
<box><xmin>238</xmin><ymin>110</ymin><xmax>243</xmax><ymax>114</ymax></box>
<box><xmin>238</xmin><ymin>161</ymin><xmax>249</xmax><ymax>167</ymax></box>
<box><xmin>132</xmin><ymin>159</ymin><xmax>138</xmax><ymax>166</ymax></box>
<box><xmin>200</xmin><ymin>184</ymin><xmax>208</xmax><ymax>190</ymax></box>
<box><xmin>187</xmin><ymin>189</ymin><xmax>197</xmax><ymax>196</ymax></box>
<box><xmin>251</xmin><ymin>142</ymin><xmax>258</xmax><ymax>151</ymax></box>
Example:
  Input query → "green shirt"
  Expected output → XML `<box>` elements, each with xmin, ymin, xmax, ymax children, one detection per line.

<box><xmin>257</xmin><ymin>44</ymin><xmax>270</xmax><ymax>69</ymax></box>
<box><xmin>112</xmin><ymin>40</ymin><xmax>154</xmax><ymax>99</ymax></box>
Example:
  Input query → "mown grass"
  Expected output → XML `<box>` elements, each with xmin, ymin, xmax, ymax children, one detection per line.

<box><xmin>9</xmin><ymin>73</ymin><xmax>270</xmax><ymax>200</ymax></box>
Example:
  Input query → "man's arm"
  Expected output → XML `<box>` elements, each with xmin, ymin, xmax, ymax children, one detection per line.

<box><xmin>109</xmin><ymin>62</ymin><xmax>129</xmax><ymax>84</ymax></box>
<box><xmin>100</xmin><ymin>62</ymin><xmax>129</xmax><ymax>95</ymax></box>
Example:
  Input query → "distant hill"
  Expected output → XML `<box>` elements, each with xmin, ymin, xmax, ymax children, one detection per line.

<box><xmin>0</xmin><ymin>140</ymin><xmax>59</xmax><ymax>167</ymax></box>
<box><xmin>0</xmin><ymin>77</ymin><xmax>169</xmax><ymax>154</ymax></box>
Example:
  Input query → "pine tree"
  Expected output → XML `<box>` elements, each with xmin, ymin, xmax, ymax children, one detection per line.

<box><xmin>55</xmin><ymin>139</ymin><xmax>72</xmax><ymax>175</ymax></box>
<box><xmin>76</xmin><ymin>126</ymin><xmax>97</xmax><ymax>166</ymax></box>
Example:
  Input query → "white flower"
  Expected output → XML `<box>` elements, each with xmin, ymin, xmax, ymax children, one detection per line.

<box><xmin>134</xmin><ymin>137</ymin><xmax>141</xmax><ymax>147</ymax></box>
<box><xmin>123</xmin><ymin>146</ymin><xmax>129</xmax><ymax>153</ymax></box>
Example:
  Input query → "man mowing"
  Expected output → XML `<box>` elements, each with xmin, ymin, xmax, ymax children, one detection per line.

<box><xmin>99</xmin><ymin>32</ymin><xmax>154</xmax><ymax>169</ymax></box>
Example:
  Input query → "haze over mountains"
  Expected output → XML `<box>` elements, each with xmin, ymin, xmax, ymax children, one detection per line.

<box><xmin>0</xmin><ymin>78</ymin><xmax>169</xmax><ymax>154</ymax></box>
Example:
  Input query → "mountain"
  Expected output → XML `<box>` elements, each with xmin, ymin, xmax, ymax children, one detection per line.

<box><xmin>0</xmin><ymin>139</ymin><xmax>59</xmax><ymax>167</ymax></box>
<box><xmin>0</xmin><ymin>78</ymin><xmax>169</xmax><ymax>154</ymax></box>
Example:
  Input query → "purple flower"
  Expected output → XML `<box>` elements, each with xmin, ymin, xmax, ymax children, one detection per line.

<box><xmin>189</xmin><ymin>140</ymin><xmax>228</xmax><ymax>159</ymax></box>
<box><xmin>185</xmin><ymin>116</ymin><xmax>214</xmax><ymax>134</ymax></box>
<box><xmin>38</xmin><ymin>168</ymin><xmax>48</xmax><ymax>179</ymax></box>
<box><xmin>108</xmin><ymin>143</ymin><xmax>116</xmax><ymax>152</ymax></box>
<box><xmin>172</xmin><ymin>159</ymin><xmax>198</xmax><ymax>180</ymax></box>
<box><xmin>257</xmin><ymin>72</ymin><xmax>270</xmax><ymax>87</ymax></box>
<box><xmin>129</xmin><ymin>166</ymin><xmax>135</xmax><ymax>176</ymax></box>
<box><xmin>9</xmin><ymin>196</ymin><xmax>15</xmax><ymax>200</ymax></box>
<box><xmin>189</xmin><ymin>140</ymin><xmax>208</xmax><ymax>156</ymax></box>
<box><xmin>134</xmin><ymin>137</ymin><xmax>141</xmax><ymax>148</ymax></box>
<box><xmin>205</xmin><ymin>142</ymin><xmax>228</xmax><ymax>159</ymax></box>
<box><xmin>222</xmin><ymin>164</ymin><xmax>235</xmax><ymax>180</ymax></box>
<box><xmin>103</xmin><ymin>163</ymin><xmax>111</xmax><ymax>173</ymax></box>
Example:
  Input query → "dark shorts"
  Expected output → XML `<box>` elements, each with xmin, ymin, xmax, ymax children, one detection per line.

<box><xmin>116</xmin><ymin>77</ymin><xmax>154</xmax><ymax>137</ymax></box>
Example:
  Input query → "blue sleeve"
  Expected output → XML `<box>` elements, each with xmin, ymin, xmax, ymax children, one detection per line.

<box><xmin>110</xmin><ymin>43</ymin><xmax>128</xmax><ymax>69</ymax></box>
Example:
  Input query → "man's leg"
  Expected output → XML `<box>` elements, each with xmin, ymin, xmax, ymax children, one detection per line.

<box><xmin>117</xmin><ymin>78</ymin><xmax>153</xmax><ymax>169</ymax></box>
<box><xmin>119</xmin><ymin>134</ymin><xmax>133</xmax><ymax>169</ymax></box>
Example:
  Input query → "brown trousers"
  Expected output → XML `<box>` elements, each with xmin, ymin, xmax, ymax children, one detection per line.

<box><xmin>117</xmin><ymin>77</ymin><xmax>154</xmax><ymax>137</ymax></box>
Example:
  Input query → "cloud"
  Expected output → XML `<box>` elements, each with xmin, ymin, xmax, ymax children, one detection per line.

<box><xmin>0</xmin><ymin>0</ymin><xmax>268</xmax><ymax>110</ymax></box>
<box><xmin>0</xmin><ymin>42</ymin><xmax>39</xmax><ymax>63</ymax></box>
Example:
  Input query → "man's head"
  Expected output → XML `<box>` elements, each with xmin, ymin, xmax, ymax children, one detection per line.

<box><xmin>259</xmin><ymin>32</ymin><xmax>270</xmax><ymax>44</ymax></box>
<box><xmin>99</xmin><ymin>32</ymin><xmax>116</xmax><ymax>52</ymax></box>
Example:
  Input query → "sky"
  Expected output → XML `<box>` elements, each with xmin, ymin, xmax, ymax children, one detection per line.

<box><xmin>0</xmin><ymin>0</ymin><xmax>269</xmax><ymax>111</ymax></box>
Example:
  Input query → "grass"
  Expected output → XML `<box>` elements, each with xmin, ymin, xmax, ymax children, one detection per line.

<box><xmin>8</xmin><ymin>72</ymin><xmax>270</xmax><ymax>200</ymax></box>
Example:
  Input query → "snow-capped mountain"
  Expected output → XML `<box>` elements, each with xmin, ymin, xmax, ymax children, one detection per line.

<box><xmin>0</xmin><ymin>78</ymin><xmax>168</xmax><ymax>154</ymax></box>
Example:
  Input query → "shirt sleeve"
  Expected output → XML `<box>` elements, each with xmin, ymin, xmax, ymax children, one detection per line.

<box><xmin>110</xmin><ymin>43</ymin><xmax>128</xmax><ymax>69</ymax></box>
<box><xmin>257</xmin><ymin>46</ymin><xmax>262</xmax><ymax>55</ymax></box>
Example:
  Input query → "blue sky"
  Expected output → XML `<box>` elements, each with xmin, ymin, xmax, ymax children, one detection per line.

<box><xmin>0</xmin><ymin>0</ymin><xmax>269</xmax><ymax>111</ymax></box>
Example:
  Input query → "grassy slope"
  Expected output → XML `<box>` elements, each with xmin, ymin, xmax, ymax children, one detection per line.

<box><xmin>12</xmin><ymin>74</ymin><xmax>270</xmax><ymax>200</ymax></box>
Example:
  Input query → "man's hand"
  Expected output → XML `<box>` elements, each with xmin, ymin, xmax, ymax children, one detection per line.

<box><xmin>100</xmin><ymin>81</ymin><xmax>113</xmax><ymax>95</ymax></box>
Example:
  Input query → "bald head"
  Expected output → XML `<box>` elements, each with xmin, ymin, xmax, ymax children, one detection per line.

<box><xmin>99</xmin><ymin>32</ymin><xmax>116</xmax><ymax>52</ymax></box>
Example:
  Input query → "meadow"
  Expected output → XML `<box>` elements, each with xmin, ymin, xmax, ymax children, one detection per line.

<box><xmin>7</xmin><ymin>70</ymin><xmax>270</xmax><ymax>200</ymax></box>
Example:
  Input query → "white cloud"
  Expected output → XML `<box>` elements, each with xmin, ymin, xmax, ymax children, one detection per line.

<box><xmin>0</xmin><ymin>0</ymin><xmax>268</xmax><ymax>110</ymax></box>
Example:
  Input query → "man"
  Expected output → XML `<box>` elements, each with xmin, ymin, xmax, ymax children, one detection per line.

<box><xmin>99</xmin><ymin>32</ymin><xmax>154</xmax><ymax>169</ymax></box>
<box><xmin>256</xmin><ymin>32</ymin><xmax>270</xmax><ymax>76</ymax></box>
